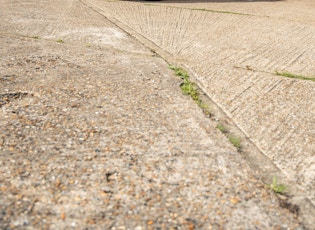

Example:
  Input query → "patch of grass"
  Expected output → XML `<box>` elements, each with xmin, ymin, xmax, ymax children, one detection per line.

<box><xmin>216</xmin><ymin>123</ymin><xmax>228</xmax><ymax>134</ymax></box>
<box><xmin>228</xmin><ymin>134</ymin><xmax>241</xmax><ymax>150</ymax></box>
<box><xmin>56</xmin><ymin>39</ymin><xmax>64</xmax><ymax>43</ymax></box>
<box><xmin>169</xmin><ymin>65</ymin><xmax>211</xmax><ymax>116</ymax></box>
<box><xmin>31</xmin><ymin>36</ymin><xmax>40</xmax><ymax>39</ymax></box>
<box><xmin>268</xmin><ymin>177</ymin><xmax>288</xmax><ymax>195</ymax></box>
<box><xmin>275</xmin><ymin>71</ymin><xmax>315</xmax><ymax>82</ymax></box>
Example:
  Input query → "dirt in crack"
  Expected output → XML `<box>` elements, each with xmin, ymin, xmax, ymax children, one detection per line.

<box><xmin>0</xmin><ymin>74</ymin><xmax>17</xmax><ymax>83</ymax></box>
<box><xmin>279</xmin><ymin>198</ymin><xmax>300</xmax><ymax>218</ymax></box>
<box><xmin>0</xmin><ymin>92</ymin><xmax>30</xmax><ymax>107</ymax></box>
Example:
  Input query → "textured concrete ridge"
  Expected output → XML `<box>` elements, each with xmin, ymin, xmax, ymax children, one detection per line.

<box><xmin>0</xmin><ymin>0</ymin><xmax>313</xmax><ymax>229</ymax></box>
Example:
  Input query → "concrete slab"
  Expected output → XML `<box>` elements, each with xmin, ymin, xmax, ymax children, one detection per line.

<box><xmin>84</xmin><ymin>0</ymin><xmax>315</xmax><ymax>210</ymax></box>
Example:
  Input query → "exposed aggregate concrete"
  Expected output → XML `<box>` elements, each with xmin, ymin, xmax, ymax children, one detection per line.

<box><xmin>0</xmin><ymin>0</ymin><xmax>313</xmax><ymax>229</ymax></box>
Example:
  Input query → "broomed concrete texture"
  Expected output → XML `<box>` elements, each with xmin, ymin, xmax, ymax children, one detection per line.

<box><xmin>1</xmin><ymin>0</ymin><xmax>306</xmax><ymax>228</ymax></box>
<box><xmin>85</xmin><ymin>0</ymin><xmax>315</xmax><ymax>205</ymax></box>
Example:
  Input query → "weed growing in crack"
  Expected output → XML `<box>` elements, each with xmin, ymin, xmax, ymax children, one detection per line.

<box><xmin>275</xmin><ymin>71</ymin><xmax>315</xmax><ymax>82</ymax></box>
<box><xmin>180</xmin><ymin>79</ymin><xmax>199</xmax><ymax>101</ymax></box>
<box><xmin>169</xmin><ymin>65</ymin><xmax>189</xmax><ymax>79</ymax></box>
<box><xmin>169</xmin><ymin>65</ymin><xmax>212</xmax><ymax>116</ymax></box>
<box><xmin>198</xmin><ymin>101</ymin><xmax>211</xmax><ymax>117</ymax></box>
<box><xmin>216</xmin><ymin>122</ymin><xmax>242</xmax><ymax>151</ymax></box>
<box><xmin>228</xmin><ymin>134</ymin><xmax>242</xmax><ymax>150</ymax></box>
<box><xmin>169</xmin><ymin>65</ymin><xmax>243</xmax><ymax>150</ymax></box>
<box><xmin>216</xmin><ymin>123</ymin><xmax>228</xmax><ymax>133</ymax></box>
<box><xmin>169</xmin><ymin>65</ymin><xmax>199</xmax><ymax>101</ymax></box>
<box><xmin>268</xmin><ymin>177</ymin><xmax>288</xmax><ymax>195</ymax></box>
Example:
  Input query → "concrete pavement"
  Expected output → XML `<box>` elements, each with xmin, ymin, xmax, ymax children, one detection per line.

<box><xmin>0</xmin><ymin>0</ymin><xmax>313</xmax><ymax>228</ymax></box>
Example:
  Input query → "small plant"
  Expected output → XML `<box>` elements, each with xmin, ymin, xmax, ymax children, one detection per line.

<box><xmin>198</xmin><ymin>101</ymin><xmax>212</xmax><ymax>117</ymax></box>
<box><xmin>275</xmin><ymin>71</ymin><xmax>315</xmax><ymax>82</ymax></box>
<box><xmin>169</xmin><ymin>65</ymin><xmax>212</xmax><ymax>116</ymax></box>
<box><xmin>216</xmin><ymin>123</ymin><xmax>228</xmax><ymax>133</ymax></box>
<box><xmin>268</xmin><ymin>177</ymin><xmax>288</xmax><ymax>195</ymax></box>
<box><xmin>56</xmin><ymin>39</ymin><xmax>64</xmax><ymax>43</ymax></box>
<box><xmin>228</xmin><ymin>134</ymin><xmax>241</xmax><ymax>150</ymax></box>
<box><xmin>216</xmin><ymin>123</ymin><xmax>241</xmax><ymax>150</ymax></box>
<box><xmin>169</xmin><ymin>65</ymin><xmax>189</xmax><ymax>79</ymax></box>
<box><xmin>169</xmin><ymin>65</ymin><xmax>199</xmax><ymax>100</ymax></box>
<box><xmin>180</xmin><ymin>79</ymin><xmax>199</xmax><ymax>101</ymax></box>
<box><xmin>32</xmin><ymin>36</ymin><xmax>40</xmax><ymax>39</ymax></box>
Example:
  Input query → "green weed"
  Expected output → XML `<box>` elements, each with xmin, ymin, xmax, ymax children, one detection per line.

<box><xmin>268</xmin><ymin>177</ymin><xmax>288</xmax><ymax>195</ymax></box>
<box><xmin>216</xmin><ymin>123</ymin><xmax>228</xmax><ymax>133</ymax></box>
<box><xmin>275</xmin><ymin>71</ymin><xmax>315</xmax><ymax>82</ymax></box>
<box><xmin>228</xmin><ymin>134</ymin><xmax>241</xmax><ymax>150</ymax></box>
<box><xmin>169</xmin><ymin>65</ymin><xmax>211</xmax><ymax>116</ymax></box>
<box><xmin>169</xmin><ymin>65</ymin><xmax>199</xmax><ymax>100</ymax></box>
<box><xmin>169</xmin><ymin>65</ymin><xmax>189</xmax><ymax>79</ymax></box>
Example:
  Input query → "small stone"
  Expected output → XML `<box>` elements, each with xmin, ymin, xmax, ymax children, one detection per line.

<box><xmin>61</xmin><ymin>212</ymin><xmax>66</xmax><ymax>220</ymax></box>
<box><xmin>230</xmin><ymin>197</ymin><xmax>239</xmax><ymax>204</ymax></box>
<box><xmin>87</xmin><ymin>219</ymin><xmax>95</xmax><ymax>225</ymax></box>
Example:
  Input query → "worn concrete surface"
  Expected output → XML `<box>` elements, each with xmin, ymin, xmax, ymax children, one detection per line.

<box><xmin>0</xmin><ymin>0</ymin><xmax>313</xmax><ymax>229</ymax></box>
<box><xmin>84</xmin><ymin>0</ymin><xmax>315</xmax><ymax>213</ymax></box>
